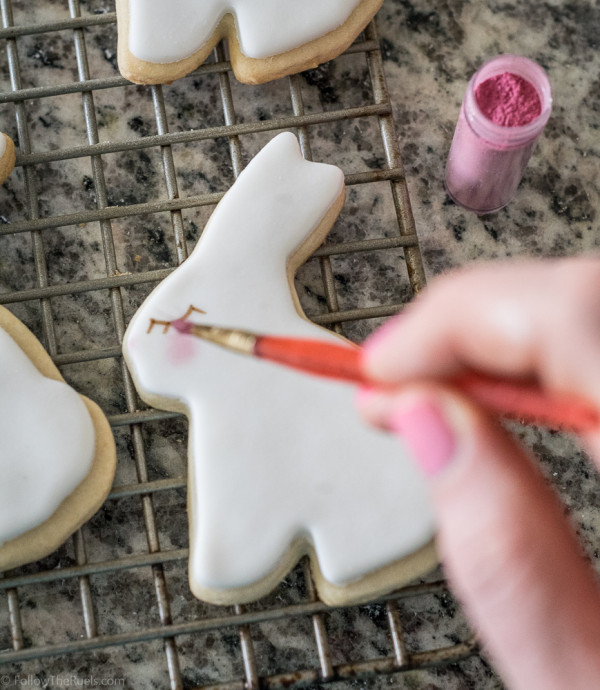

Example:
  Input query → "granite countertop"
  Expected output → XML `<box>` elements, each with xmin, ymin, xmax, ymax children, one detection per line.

<box><xmin>0</xmin><ymin>1</ymin><xmax>599</xmax><ymax>689</ymax></box>
<box><xmin>380</xmin><ymin>0</ymin><xmax>599</xmax><ymax>266</ymax></box>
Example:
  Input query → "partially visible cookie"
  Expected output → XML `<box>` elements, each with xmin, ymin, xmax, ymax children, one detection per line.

<box><xmin>0</xmin><ymin>132</ymin><xmax>15</xmax><ymax>186</ymax></box>
<box><xmin>116</xmin><ymin>0</ymin><xmax>383</xmax><ymax>85</ymax></box>
<box><xmin>0</xmin><ymin>306</ymin><xmax>116</xmax><ymax>571</ymax></box>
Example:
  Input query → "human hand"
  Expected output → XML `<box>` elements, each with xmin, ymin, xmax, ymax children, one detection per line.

<box><xmin>358</xmin><ymin>257</ymin><xmax>600</xmax><ymax>690</ymax></box>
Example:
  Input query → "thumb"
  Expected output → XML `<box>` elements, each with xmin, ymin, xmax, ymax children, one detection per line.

<box><xmin>359</xmin><ymin>388</ymin><xmax>600</xmax><ymax>690</ymax></box>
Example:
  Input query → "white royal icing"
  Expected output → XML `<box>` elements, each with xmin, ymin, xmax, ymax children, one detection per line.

<box><xmin>123</xmin><ymin>133</ymin><xmax>433</xmax><ymax>590</ymax></box>
<box><xmin>0</xmin><ymin>325</ymin><xmax>95</xmax><ymax>546</ymax></box>
<box><xmin>128</xmin><ymin>0</ymin><xmax>364</xmax><ymax>63</ymax></box>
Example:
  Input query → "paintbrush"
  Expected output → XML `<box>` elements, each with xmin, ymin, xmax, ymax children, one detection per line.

<box><xmin>169</xmin><ymin>319</ymin><xmax>599</xmax><ymax>433</ymax></box>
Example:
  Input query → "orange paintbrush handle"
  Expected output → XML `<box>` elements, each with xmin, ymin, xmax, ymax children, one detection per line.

<box><xmin>455</xmin><ymin>372</ymin><xmax>599</xmax><ymax>433</ymax></box>
<box><xmin>254</xmin><ymin>336</ymin><xmax>599</xmax><ymax>433</ymax></box>
<box><xmin>254</xmin><ymin>336</ymin><xmax>365</xmax><ymax>383</ymax></box>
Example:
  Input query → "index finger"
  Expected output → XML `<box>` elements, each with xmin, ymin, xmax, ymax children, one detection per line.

<box><xmin>362</xmin><ymin>257</ymin><xmax>600</xmax><ymax>407</ymax></box>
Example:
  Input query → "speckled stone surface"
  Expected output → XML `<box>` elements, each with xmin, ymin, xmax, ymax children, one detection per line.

<box><xmin>0</xmin><ymin>0</ymin><xmax>599</xmax><ymax>688</ymax></box>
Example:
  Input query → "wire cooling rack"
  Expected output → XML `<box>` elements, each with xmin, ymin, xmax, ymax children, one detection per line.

<box><xmin>0</xmin><ymin>2</ymin><xmax>478</xmax><ymax>688</ymax></box>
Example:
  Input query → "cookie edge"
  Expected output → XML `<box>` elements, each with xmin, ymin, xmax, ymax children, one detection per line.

<box><xmin>0</xmin><ymin>134</ymin><xmax>16</xmax><ymax>187</ymax></box>
<box><xmin>116</xmin><ymin>0</ymin><xmax>384</xmax><ymax>85</ymax></box>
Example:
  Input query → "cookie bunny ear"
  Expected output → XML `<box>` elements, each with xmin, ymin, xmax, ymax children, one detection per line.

<box><xmin>195</xmin><ymin>132</ymin><xmax>345</xmax><ymax>263</ymax></box>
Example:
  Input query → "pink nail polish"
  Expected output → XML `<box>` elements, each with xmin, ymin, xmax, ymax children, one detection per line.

<box><xmin>389</xmin><ymin>400</ymin><xmax>456</xmax><ymax>477</ymax></box>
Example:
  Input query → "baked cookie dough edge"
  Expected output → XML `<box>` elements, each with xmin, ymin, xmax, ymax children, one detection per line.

<box><xmin>116</xmin><ymin>0</ymin><xmax>384</xmax><ymax>85</ymax></box>
<box><xmin>188</xmin><ymin>537</ymin><xmax>438</xmax><ymax>607</ymax></box>
<box><xmin>0</xmin><ymin>306</ymin><xmax>117</xmax><ymax>572</ymax></box>
<box><xmin>0</xmin><ymin>133</ymin><xmax>15</xmax><ymax>186</ymax></box>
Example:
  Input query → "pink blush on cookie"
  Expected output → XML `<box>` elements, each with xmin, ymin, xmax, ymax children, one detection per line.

<box><xmin>166</xmin><ymin>327</ymin><xmax>199</xmax><ymax>366</ymax></box>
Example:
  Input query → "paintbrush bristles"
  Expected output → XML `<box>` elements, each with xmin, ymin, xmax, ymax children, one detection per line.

<box><xmin>171</xmin><ymin>318</ymin><xmax>193</xmax><ymax>334</ymax></box>
<box><xmin>179</xmin><ymin>322</ymin><xmax>258</xmax><ymax>356</ymax></box>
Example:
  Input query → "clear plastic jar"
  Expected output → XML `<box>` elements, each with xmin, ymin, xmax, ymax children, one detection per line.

<box><xmin>445</xmin><ymin>54</ymin><xmax>552</xmax><ymax>214</ymax></box>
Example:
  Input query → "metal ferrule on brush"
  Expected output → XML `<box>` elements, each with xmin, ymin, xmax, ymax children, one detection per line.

<box><xmin>188</xmin><ymin>325</ymin><xmax>257</xmax><ymax>355</ymax></box>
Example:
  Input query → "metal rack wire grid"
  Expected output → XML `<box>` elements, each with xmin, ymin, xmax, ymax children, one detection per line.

<box><xmin>0</xmin><ymin>2</ymin><xmax>478</xmax><ymax>688</ymax></box>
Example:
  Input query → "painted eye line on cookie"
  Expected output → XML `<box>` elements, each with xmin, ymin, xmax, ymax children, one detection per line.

<box><xmin>147</xmin><ymin>304</ymin><xmax>206</xmax><ymax>334</ymax></box>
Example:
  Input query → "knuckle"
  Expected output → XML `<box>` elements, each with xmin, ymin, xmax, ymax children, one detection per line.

<box><xmin>557</xmin><ymin>258</ymin><xmax>600</xmax><ymax>310</ymax></box>
<box><xmin>550</xmin><ymin>259</ymin><xmax>600</xmax><ymax>351</ymax></box>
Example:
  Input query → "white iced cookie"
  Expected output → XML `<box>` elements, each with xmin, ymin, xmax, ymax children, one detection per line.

<box><xmin>116</xmin><ymin>0</ymin><xmax>383</xmax><ymax>85</ymax></box>
<box><xmin>0</xmin><ymin>132</ymin><xmax>15</xmax><ymax>186</ymax></box>
<box><xmin>123</xmin><ymin>133</ymin><xmax>436</xmax><ymax>606</ymax></box>
<box><xmin>0</xmin><ymin>306</ymin><xmax>116</xmax><ymax>571</ymax></box>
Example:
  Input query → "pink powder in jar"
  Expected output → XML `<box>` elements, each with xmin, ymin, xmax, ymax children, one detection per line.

<box><xmin>475</xmin><ymin>72</ymin><xmax>542</xmax><ymax>127</ymax></box>
<box><xmin>445</xmin><ymin>55</ymin><xmax>552</xmax><ymax>214</ymax></box>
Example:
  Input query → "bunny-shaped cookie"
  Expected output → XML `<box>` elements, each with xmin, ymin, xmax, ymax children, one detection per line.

<box><xmin>123</xmin><ymin>133</ymin><xmax>435</xmax><ymax>605</ymax></box>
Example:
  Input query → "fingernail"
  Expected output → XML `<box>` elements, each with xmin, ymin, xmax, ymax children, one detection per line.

<box><xmin>389</xmin><ymin>399</ymin><xmax>456</xmax><ymax>477</ymax></box>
